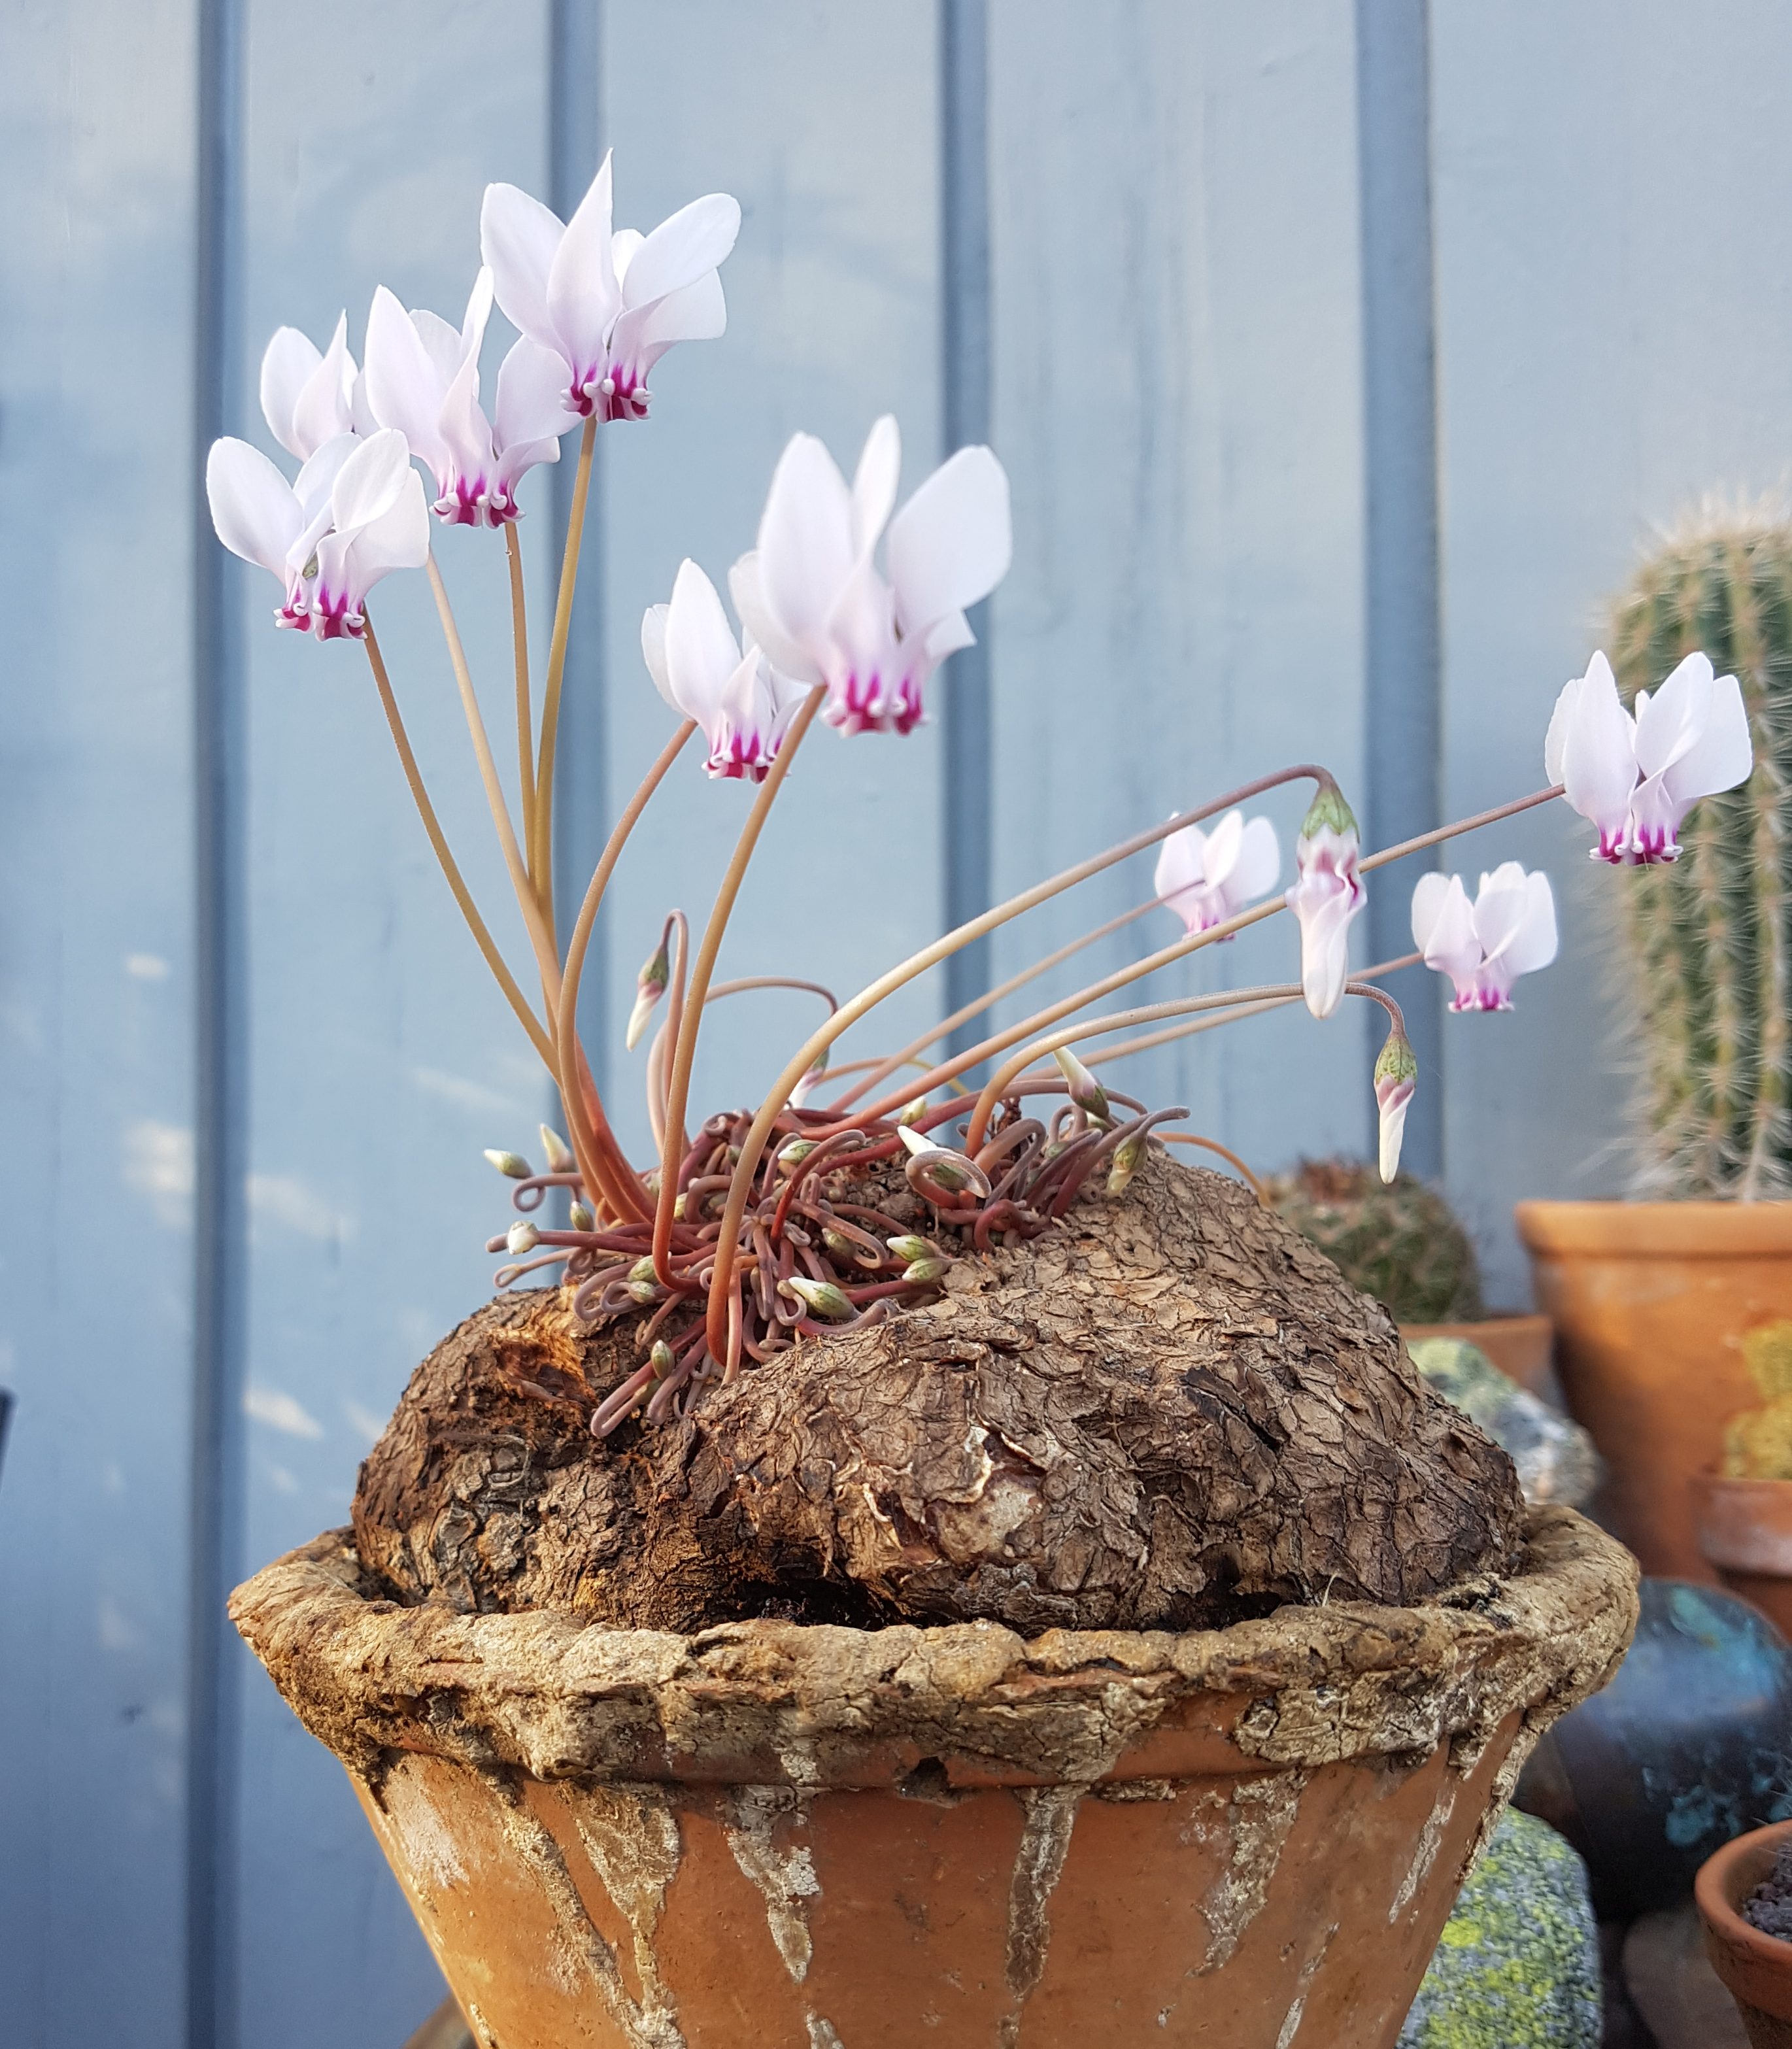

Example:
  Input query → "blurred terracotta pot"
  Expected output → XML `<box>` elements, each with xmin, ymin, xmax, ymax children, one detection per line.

<box><xmin>1697</xmin><ymin>1818</ymin><xmax>1792</xmax><ymax>2046</ymax></box>
<box><xmin>231</xmin><ymin>1510</ymin><xmax>1634</xmax><ymax>2049</ymax></box>
<box><xmin>1515</xmin><ymin>1201</ymin><xmax>1792</xmax><ymax>1578</ymax></box>
<box><xmin>1400</xmin><ymin>1313</ymin><xmax>1554</xmax><ymax>1398</ymax></box>
<box><xmin>1695</xmin><ymin>1471</ymin><xmax>1792</xmax><ymax>1640</ymax></box>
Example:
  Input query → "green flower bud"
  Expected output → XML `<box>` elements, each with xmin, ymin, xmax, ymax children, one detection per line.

<box><xmin>886</xmin><ymin>1234</ymin><xmax>935</xmax><ymax>1263</ymax></box>
<box><xmin>902</xmin><ymin>1257</ymin><xmax>949</xmax><ymax>1285</ymax></box>
<box><xmin>567</xmin><ymin>1200</ymin><xmax>596</xmax><ymax>1234</ymax></box>
<box><xmin>1298</xmin><ymin>776</ymin><xmax>1359</xmax><ymax>845</ymax></box>
<box><xmin>539</xmin><ymin>1125</ymin><xmax>575</xmax><ymax>1173</ymax></box>
<box><xmin>629</xmin><ymin>1255</ymin><xmax>658</xmax><ymax>1284</ymax></box>
<box><xmin>484</xmin><ymin>1149</ymin><xmax>530</xmax><ymax>1179</ymax></box>
<box><xmin>628</xmin><ymin>1278</ymin><xmax>661</xmax><ymax>1306</ymax></box>
<box><xmin>649</xmin><ymin>1340</ymin><xmax>676</xmax><ymax>1380</ymax></box>
<box><xmin>1106</xmin><ymin>1134</ymin><xmax>1144</xmax><ymax>1197</ymax></box>
<box><xmin>779</xmin><ymin>1276</ymin><xmax>854</xmax><ymax>1321</ymax></box>
<box><xmin>897</xmin><ymin>1096</ymin><xmax>929</xmax><ymax>1126</ymax></box>
<box><xmin>1053</xmin><ymin>1045</ymin><xmax>1110</xmax><ymax>1125</ymax></box>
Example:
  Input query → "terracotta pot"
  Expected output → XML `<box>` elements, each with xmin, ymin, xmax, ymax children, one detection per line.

<box><xmin>1697</xmin><ymin>1818</ymin><xmax>1792</xmax><ymax>2046</ymax></box>
<box><xmin>231</xmin><ymin>1508</ymin><xmax>1635</xmax><ymax>2049</ymax></box>
<box><xmin>1400</xmin><ymin>1314</ymin><xmax>1555</xmax><ymax>1399</ymax></box>
<box><xmin>1515</xmin><ymin>1200</ymin><xmax>1792</xmax><ymax>1578</ymax></box>
<box><xmin>1695</xmin><ymin>1472</ymin><xmax>1792</xmax><ymax>1640</ymax></box>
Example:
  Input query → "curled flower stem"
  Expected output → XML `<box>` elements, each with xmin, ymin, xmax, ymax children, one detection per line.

<box><xmin>505</xmin><ymin>518</ymin><xmax>535</xmax><ymax>861</ymax></box>
<box><xmin>534</xmin><ymin>414</ymin><xmax>598</xmax><ymax>911</ymax></box>
<box><xmin>554</xmin><ymin>720</ymin><xmax>697</xmax><ymax>1225</ymax></box>
<box><xmin>360</xmin><ymin>618</ymin><xmax>554</xmax><ymax>1067</ymax></box>
<box><xmin>654</xmin><ymin>684</ymin><xmax>829</xmax><ymax>1287</ymax></box>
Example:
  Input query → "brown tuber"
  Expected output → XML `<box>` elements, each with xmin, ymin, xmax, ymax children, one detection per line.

<box><xmin>352</xmin><ymin>1153</ymin><xmax>1525</xmax><ymax>1634</ymax></box>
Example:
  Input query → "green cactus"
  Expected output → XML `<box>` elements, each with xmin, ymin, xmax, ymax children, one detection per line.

<box><xmin>1266</xmin><ymin>1158</ymin><xmax>1482</xmax><ymax>1323</ymax></box>
<box><xmin>1608</xmin><ymin>511</ymin><xmax>1792</xmax><ymax>1198</ymax></box>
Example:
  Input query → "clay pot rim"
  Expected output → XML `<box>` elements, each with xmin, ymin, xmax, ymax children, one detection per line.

<box><xmin>1515</xmin><ymin>1196</ymin><xmax>1792</xmax><ymax>1257</ymax></box>
<box><xmin>230</xmin><ymin>1506</ymin><xmax>1636</xmax><ymax>1793</ymax></box>
<box><xmin>1697</xmin><ymin>1818</ymin><xmax>1792</xmax><ymax>2020</ymax></box>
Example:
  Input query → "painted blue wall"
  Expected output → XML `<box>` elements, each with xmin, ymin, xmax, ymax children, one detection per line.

<box><xmin>6</xmin><ymin>2</ymin><xmax>1792</xmax><ymax>2043</ymax></box>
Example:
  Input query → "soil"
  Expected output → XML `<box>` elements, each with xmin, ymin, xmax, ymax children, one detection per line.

<box><xmin>352</xmin><ymin>1151</ymin><xmax>1527</xmax><ymax>1634</ymax></box>
<box><xmin>1744</xmin><ymin>1843</ymin><xmax>1792</xmax><ymax>1940</ymax></box>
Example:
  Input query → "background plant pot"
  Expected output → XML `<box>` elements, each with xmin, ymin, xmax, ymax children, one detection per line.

<box><xmin>1400</xmin><ymin>1314</ymin><xmax>1555</xmax><ymax>1400</ymax></box>
<box><xmin>231</xmin><ymin>1510</ymin><xmax>1634</xmax><ymax>2049</ymax></box>
<box><xmin>1515</xmin><ymin>1200</ymin><xmax>1792</xmax><ymax>1578</ymax></box>
<box><xmin>1697</xmin><ymin>1819</ymin><xmax>1792</xmax><ymax>2046</ymax></box>
<box><xmin>1695</xmin><ymin>1472</ymin><xmax>1792</xmax><ymax>1639</ymax></box>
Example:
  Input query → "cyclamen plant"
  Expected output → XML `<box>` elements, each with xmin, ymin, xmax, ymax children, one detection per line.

<box><xmin>207</xmin><ymin>154</ymin><xmax>1757</xmax><ymax>1434</ymax></box>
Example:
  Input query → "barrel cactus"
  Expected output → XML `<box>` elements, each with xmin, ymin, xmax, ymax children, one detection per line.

<box><xmin>1266</xmin><ymin>1157</ymin><xmax>1482</xmax><ymax>1322</ymax></box>
<box><xmin>1609</xmin><ymin>513</ymin><xmax>1792</xmax><ymax>1197</ymax></box>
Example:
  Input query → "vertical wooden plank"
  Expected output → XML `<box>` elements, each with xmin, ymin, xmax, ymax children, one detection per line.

<box><xmin>590</xmin><ymin>0</ymin><xmax>945</xmax><ymax>1159</ymax></box>
<box><xmin>0</xmin><ymin>4</ymin><xmax>201</xmax><ymax>2044</ymax></box>
<box><xmin>1431</xmin><ymin>0</ymin><xmax>1792</xmax><ymax>1302</ymax></box>
<box><xmin>987</xmin><ymin>0</ymin><xmax>1370</xmax><ymax>1177</ymax></box>
<box><xmin>228</xmin><ymin>3</ymin><xmax>553</xmax><ymax>2043</ymax></box>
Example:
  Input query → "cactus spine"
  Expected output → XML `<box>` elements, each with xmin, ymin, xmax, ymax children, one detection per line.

<box><xmin>1608</xmin><ymin>512</ymin><xmax>1792</xmax><ymax>1196</ymax></box>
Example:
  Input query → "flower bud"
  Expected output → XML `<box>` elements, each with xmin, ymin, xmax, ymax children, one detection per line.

<box><xmin>780</xmin><ymin>1276</ymin><xmax>854</xmax><ymax>1321</ymax></box>
<box><xmin>649</xmin><ymin>1340</ymin><xmax>676</xmax><ymax>1380</ymax></box>
<box><xmin>626</xmin><ymin>937</ymin><xmax>670</xmax><ymax>1052</ymax></box>
<box><xmin>897</xmin><ymin>1096</ymin><xmax>928</xmax><ymax>1126</ymax></box>
<box><xmin>628</xmin><ymin>1278</ymin><xmax>661</xmax><ymax>1306</ymax></box>
<box><xmin>821</xmin><ymin>1228</ymin><xmax>858</xmax><ymax>1261</ymax></box>
<box><xmin>886</xmin><ymin>1234</ymin><xmax>936</xmax><ymax>1264</ymax></box>
<box><xmin>775</xmin><ymin>1138</ymin><xmax>818</xmax><ymax>1173</ymax></box>
<box><xmin>630</xmin><ymin>1255</ymin><xmax>658</xmax><ymax>1284</ymax></box>
<box><xmin>1053</xmin><ymin>1045</ymin><xmax>1110</xmax><ymax>1125</ymax></box>
<box><xmin>1106</xmin><ymin>1132</ymin><xmax>1145</xmax><ymax>1196</ymax></box>
<box><xmin>1373</xmin><ymin>1026</ymin><xmax>1419</xmax><ymax>1185</ymax></box>
<box><xmin>902</xmin><ymin>1257</ymin><xmax>949</xmax><ymax>1285</ymax></box>
<box><xmin>539</xmin><ymin>1125</ymin><xmax>575</xmax><ymax>1173</ymax></box>
<box><xmin>1290</xmin><ymin>779</ymin><xmax>1366</xmax><ymax>1021</ymax></box>
<box><xmin>898</xmin><ymin>1126</ymin><xmax>993</xmax><ymax>1202</ymax></box>
<box><xmin>672</xmin><ymin>1192</ymin><xmax>688</xmax><ymax>1220</ymax></box>
<box><xmin>506</xmin><ymin>1220</ymin><xmax>540</xmax><ymax>1255</ymax></box>
<box><xmin>568</xmin><ymin>1200</ymin><xmax>596</xmax><ymax>1234</ymax></box>
<box><xmin>484</xmin><ymin>1149</ymin><xmax>530</xmax><ymax>1179</ymax></box>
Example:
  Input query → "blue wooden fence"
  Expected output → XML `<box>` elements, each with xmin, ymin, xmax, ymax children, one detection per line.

<box><xmin>7</xmin><ymin>3</ymin><xmax>1792</xmax><ymax>2043</ymax></box>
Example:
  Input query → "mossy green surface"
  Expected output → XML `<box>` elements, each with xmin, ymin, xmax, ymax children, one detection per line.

<box><xmin>1396</xmin><ymin>1808</ymin><xmax>1600</xmax><ymax>2049</ymax></box>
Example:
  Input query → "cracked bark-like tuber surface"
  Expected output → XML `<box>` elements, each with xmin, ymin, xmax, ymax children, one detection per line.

<box><xmin>352</xmin><ymin>1155</ymin><xmax>1525</xmax><ymax>1633</ymax></box>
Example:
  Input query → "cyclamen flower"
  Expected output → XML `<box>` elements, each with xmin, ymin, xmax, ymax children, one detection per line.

<box><xmin>363</xmin><ymin>270</ymin><xmax>575</xmax><ymax>525</ymax></box>
<box><xmin>1546</xmin><ymin>649</ymin><xmax>1753</xmax><ymax>862</ymax></box>
<box><xmin>641</xmin><ymin>560</ymin><xmax>807</xmax><ymax>781</ymax></box>
<box><xmin>1154</xmin><ymin>810</ymin><xmax>1281</xmax><ymax>934</ymax></box>
<box><xmin>207</xmin><ymin>427</ymin><xmax>429</xmax><ymax>641</ymax></box>
<box><xmin>480</xmin><ymin>153</ymin><xmax>739</xmax><ymax>423</ymax></box>
<box><xmin>1374</xmin><ymin>1028</ymin><xmax>1417</xmax><ymax>1184</ymax></box>
<box><xmin>1411</xmin><ymin>862</ymin><xmax>1559</xmax><ymax>1012</ymax></box>
<box><xmin>729</xmin><ymin>416</ymin><xmax>1012</xmax><ymax>736</ymax></box>
<box><xmin>1286</xmin><ymin>783</ymin><xmax>1364</xmax><ymax>1020</ymax></box>
<box><xmin>259</xmin><ymin>314</ymin><xmax>369</xmax><ymax>459</ymax></box>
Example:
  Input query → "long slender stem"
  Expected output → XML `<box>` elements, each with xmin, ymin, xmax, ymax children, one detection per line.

<box><xmin>1359</xmin><ymin>785</ymin><xmax>1563</xmax><ymax>873</ymax></box>
<box><xmin>505</xmin><ymin>519</ymin><xmax>536</xmax><ymax>862</ymax></box>
<box><xmin>426</xmin><ymin>554</ymin><xmax>563</xmax><ymax>1007</ymax></box>
<box><xmin>360</xmin><ymin>619</ymin><xmax>555</xmax><ymax>1068</ymax></box>
<box><xmin>534</xmin><ymin>415</ymin><xmax>598</xmax><ymax>915</ymax></box>
<box><xmin>653</xmin><ymin>685</ymin><xmax>829</xmax><ymax>1283</ymax></box>
<box><xmin>554</xmin><ymin>718</ymin><xmax>698</xmax><ymax>1226</ymax></box>
<box><xmin>825</xmin><ymin>892</ymin><xmax>1172</xmax><ymax>1113</ymax></box>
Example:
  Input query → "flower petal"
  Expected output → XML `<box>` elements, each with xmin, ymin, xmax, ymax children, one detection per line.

<box><xmin>619</xmin><ymin>192</ymin><xmax>741</xmax><ymax>309</ymax></box>
<box><xmin>664</xmin><ymin>559</ymin><xmax>741</xmax><ymax>723</ymax></box>
<box><xmin>757</xmin><ymin>433</ymin><xmax>856</xmax><ymax>651</ymax></box>
<box><xmin>546</xmin><ymin>152</ymin><xmax>621</xmax><ymax>379</ymax></box>
<box><xmin>885</xmin><ymin>445</ymin><xmax>1013</xmax><ymax>633</ymax></box>
<box><xmin>728</xmin><ymin>552</ymin><xmax>824</xmax><ymax>686</ymax></box>
<box><xmin>1413</xmin><ymin>872</ymin><xmax>1480</xmax><ymax>1000</ymax></box>
<box><xmin>290</xmin><ymin>311</ymin><xmax>356</xmax><ymax>461</ymax></box>
<box><xmin>344</xmin><ymin>467</ymin><xmax>431</xmax><ymax>594</ymax></box>
<box><xmin>851</xmin><ymin>416</ymin><xmax>902</xmax><ymax>558</ymax></box>
<box><xmin>1553</xmin><ymin>653</ymin><xmax>1637</xmax><ymax>855</ymax></box>
<box><xmin>1663</xmin><ymin>667</ymin><xmax>1753</xmax><ymax>807</ymax></box>
<box><xmin>330</xmin><ymin>426</ymin><xmax>414</xmax><ymax>535</ymax></box>
<box><xmin>363</xmin><ymin>287</ymin><xmax>450</xmax><ymax>481</ymax></box>
<box><xmin>480</xmin><ymin>182</ymin><xmax>566</xmax><ymax>350</ymax></box>
<box><xmin>1231</xmin><ymin>816</ymin><xmax>1282</xmax><ymax>902</ymax></box>
<box><xmin>641</xmin><ymin>603</ymin><xmax>677</xmax><ymax>710</ymax></box>
<box><xmin>206</xmin><ymin>437</ymin><xmax>301</xmax><ymax>578</ymax></box>
<box><xmin>260</xmin><ymin>327</ymin><xmax>323</xmax><ymax>458</ymax></box>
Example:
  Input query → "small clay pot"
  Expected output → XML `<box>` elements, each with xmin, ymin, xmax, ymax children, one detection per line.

<box><xmin>1695</xmin><ymin>1472</ymin><xmax>1792</xmax><ymax>1639</ymax></box>
<box><xmin>1515</xmin><ymin>1200</ymin><xmax>1792</xmax><ymax>1578</ymax></box>
<box><xmin>231</xmin><ymin>1508</ymin><xmax>1635</xmax><ymax>2049</ymax></box>
<box><xmin>1697</xmin><ymin>1819</ymin><xmax>1792</xmax><ymax>2046</ymax></box>
<box><xmin>1400</xmin><ymin>1313</ymin><xmax>1555</xmax><ymax>1399</ymax></box>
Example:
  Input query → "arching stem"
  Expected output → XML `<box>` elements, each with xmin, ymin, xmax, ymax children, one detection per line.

<box><xmin>533</xmin><ymin>415</ymin><xmax>598</xmax><ymax>915</ymax></box>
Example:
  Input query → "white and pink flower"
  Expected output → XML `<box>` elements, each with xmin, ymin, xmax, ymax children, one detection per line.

<box><xmin>642</xmin><ymin>560</ymin><xmax>808</xmax><ymax>781</ymax></box>
<box><xmin>362</xmin><ymin>271</ymin><xmax>575</xmax><ymax>526</ymax></box>
<box><xmin>479</xmin><ymin>154</ymin><xmax>739</xmax><ymax>424</ymax></box>
<box><xmin>1373</xmin><ymin>1028</ymin><xmax>1417</xmax><ymax>1184</ymax></box>
<box><xmin>728</xmin><ymin>416</ymin><xmax>1012</xmax><ymax>737</ymax></box>
<box><xmin>1546</xmin><ymin>649</ymin><xmax>1753</xmax><ymax>862</ymax></box>
<box><xmin>1411</xmin><ymin>862</ymin><xmax>1559</xmax><ymax>1012</ymax></box>
<box><xmin>1154</xmin><ymin>810</ymin><xmax>1281</xmax><ymax>935</ymax></box>
<box><xmin>258</xmin><ymin>313</ymin><xmax>369</xmax><ymax>460</ymax></box>
<box><xmin>207</xmin><ymin>426</ymin><xmax>429</xmax><ymax>641</ymax></box>
<box><xmin>1286</xmin><ymin>783</ymin><xmax>1364</xmax><ymax>1019</ymax></box>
